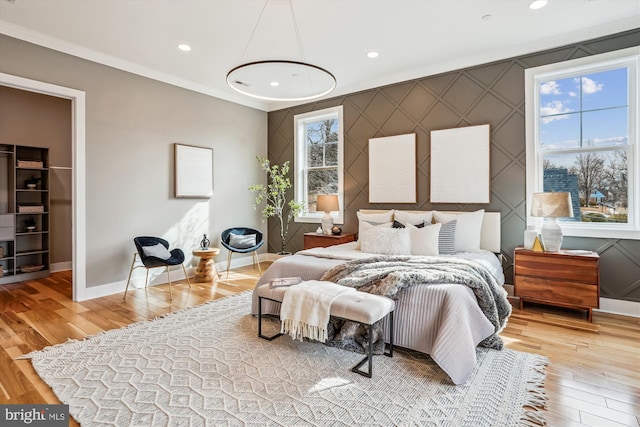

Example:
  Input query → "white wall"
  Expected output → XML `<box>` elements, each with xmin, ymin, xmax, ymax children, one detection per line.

<box><xmin>0</xmin><ymin>35</ymin><xmax>267</xmax><ymax>291</ymax></box>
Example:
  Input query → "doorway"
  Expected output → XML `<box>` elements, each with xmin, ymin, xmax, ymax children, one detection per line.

<box><xmin>0</xmin><ymin>72</ymin><xmax>86</xmax><ymax>300</ymax></box>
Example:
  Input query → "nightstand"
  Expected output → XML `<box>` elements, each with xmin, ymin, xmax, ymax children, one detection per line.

<box><xmin>303</xmin><ymin>232</ymin><xmax>356</xmax><ymax>250</ymax></box>
<box><xmin>514</xmin><ymin>247</ymin><xmax>600</xmax><ymax>321</ymax></box>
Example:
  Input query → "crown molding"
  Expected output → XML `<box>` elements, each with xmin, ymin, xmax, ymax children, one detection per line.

<box><xmin>0</xmin><ymin>20</ymin><xmax>269</xmax><ymax>111</ymax></box>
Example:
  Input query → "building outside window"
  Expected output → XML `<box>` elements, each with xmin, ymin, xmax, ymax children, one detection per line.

<box><xmin>293</xmin><ymin>106</ymin><xmax>344</xmax><ymax>224</ymax></box>
<box><xmin>526</xmin><ymin>47</ymin><xmax>639</xmax><ymax>239</ymax></box>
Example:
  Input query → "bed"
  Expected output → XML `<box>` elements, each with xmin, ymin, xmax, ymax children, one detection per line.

<box><xmin>251</xmin><ymin>209</ymin><xmax>511</xmax><ymax>385</ymax></box>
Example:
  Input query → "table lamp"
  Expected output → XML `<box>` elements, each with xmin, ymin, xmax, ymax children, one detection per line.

<box><xmin>530</xmin><ymin>192</ymin><xmax>574</xmax><ymax>252</ymax></box>
<box><xmin>316</xmin><ymin>194</ymin><xmax>339</xmax><ymax>235</ymax></box>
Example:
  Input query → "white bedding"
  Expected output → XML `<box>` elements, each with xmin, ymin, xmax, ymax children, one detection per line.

<box><xmin>297</xmin><ymin>242</ymin><xmax>505</xmax><ymax>285</ymax></box>
<box><xmin>251</xmin><ymin>243</ymin><xmax>508</xmax><ymax>385</ymax></box>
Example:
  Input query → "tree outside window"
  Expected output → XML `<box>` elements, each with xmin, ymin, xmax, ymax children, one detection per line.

<box><xmin>538</xmin><ymin>67</ymin><xmax>630</xmax><ymax>224</ymax></box>
<box><xmin>294</xmin><ymin>106</ymin><xmax>344</xmax><ymax>224</ymax></box>
<box><xmin>305</xmin><ymin>119</ymin><xmax>339</xmax><ymax>213</ymax></box>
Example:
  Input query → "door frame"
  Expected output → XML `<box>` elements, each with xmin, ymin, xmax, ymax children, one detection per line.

<box><xmin>0</xmin><ymin>72</ymin><xmax>86</xmax><ymax>301</ymax></box>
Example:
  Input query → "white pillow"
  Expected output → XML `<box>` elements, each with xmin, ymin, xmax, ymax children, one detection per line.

<box><xmin>407</xmin><ymin>222</ymin><xmax>441</xmax><ymax>256</ymax></box>
<box><xmin>433</xmin><ymin>209</ymin><xmax>485</xmax><ymax>253</ymax></box>
<box><xmin>230</xmin><ymin>233</ymin><xmax>256</xmax><ymax>249</ymax></box>
<box><xmin>393</xmin><ymin>210</ymin><xmax>433</xmax><ymax>226</ymax></box>
<box><xmin>356</xmin><ymin>221</ymin><xmax>393</xmax><ymax>249</ymax></box>
<box><xmin>355</xmin><ymin>210</ymin><xmax>394</xmax><ymax>249</ymax></box>
<box><xmin>142</xmin><ymin>243</ymin><xmax>172</xmax><ymax>260</ymax></box>
<box><xmin>360</xmin><ymin>226</ymin><xmax>411</xmax><ymax>255</ymax></box>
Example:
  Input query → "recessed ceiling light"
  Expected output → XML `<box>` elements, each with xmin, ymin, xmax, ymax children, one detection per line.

<box><xmin>529</xmin><ymin>0</ymin><xmax>548</xmax><ymax>10</ymax></box>
<box><xmin>177</xmin><ymin>43</ymin><xmax>192</xmax><ymax>52</ymax></box>
<box><xmin>367</xmin><ymin>51</ymin><xmax>379</xmax><ymax>59</ymax></box>
<box><xmin>270</xmin><ymin>81</ymin><xmax>280</xmax><ymax>87</ymax></box>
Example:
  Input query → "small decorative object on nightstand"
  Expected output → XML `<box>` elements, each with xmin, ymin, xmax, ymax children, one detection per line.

<box><xmin>304</xmin><ymin>232</ymin><xmax>355</xmax><ymax>250</ymax></box>
<box><xmin>514</xmin><ymin>247</ymin><xmax>600</xmax><ymax>321</ymax></box>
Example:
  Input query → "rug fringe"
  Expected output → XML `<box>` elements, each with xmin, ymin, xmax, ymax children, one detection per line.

<box><xmin>520</xmin><ymin>355</ymin><xmax>549</xmax><ymax>426</ymax></box>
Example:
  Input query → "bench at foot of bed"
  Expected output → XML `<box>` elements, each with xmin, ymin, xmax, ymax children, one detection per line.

<box><xmin>255</xmin><ymin>281</ymin><xmax>394</xmax><ymax>378</ymax></box>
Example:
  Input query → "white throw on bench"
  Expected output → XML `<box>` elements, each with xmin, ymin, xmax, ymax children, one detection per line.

<box><xmin>256</xmin><ymin>280</ymin><xmax>395</xmax><ymax>378</ymax></box>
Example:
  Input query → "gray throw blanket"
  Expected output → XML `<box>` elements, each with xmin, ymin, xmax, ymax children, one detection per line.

<box><xmin>320</xmin><ymin>255</ymin><xmax>512</xmax><ymax>352</ymax></box>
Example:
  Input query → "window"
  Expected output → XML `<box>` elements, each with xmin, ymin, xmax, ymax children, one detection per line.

<box><xmin>525</xmin><ymin>46</ymin><xmax>639</xmax><ymax>239</ymax></box>
<box><xmin>294</xmin><ymin>106</ymin><xmax>344</xmax><ymax>224</ymax></box>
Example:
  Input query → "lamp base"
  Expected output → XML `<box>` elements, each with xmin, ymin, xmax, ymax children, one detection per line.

<box><xmin>321</xmin><ymin>212</ymin><xmax>333</xmax><ymax>235</ymax></box>
<box><xmin>541</xmin><ymin>217</ymin><xmax>563</xmax><ymax>252</ymax></box>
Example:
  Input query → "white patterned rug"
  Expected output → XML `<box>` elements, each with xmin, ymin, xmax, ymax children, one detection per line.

<box><xmin>24</xmin><ymin>292</ymin><xmax>547</xmax><ymax>426</ymax></box>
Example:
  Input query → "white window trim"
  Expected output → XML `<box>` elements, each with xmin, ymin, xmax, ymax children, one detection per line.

<box><xmin>525</xmin><ymin>46</ymin><xmax>640</xmax><ymax>240</ymax></box>
<box><xmin>293</xmin><ymin>105</ymin><xmax>344</xmax><ymax>224</ymax></box>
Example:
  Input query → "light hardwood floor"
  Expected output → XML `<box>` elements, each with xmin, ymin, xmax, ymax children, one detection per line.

<box><xmin>0</xmin><ymin>267</ymin><xmax>638</xmax><ymax>427</ymax></box>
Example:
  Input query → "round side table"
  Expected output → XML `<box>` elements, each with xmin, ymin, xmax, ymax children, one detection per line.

<box><xmin>192</xmin><ymin>247</ymin><xmax>220</xmax><ymax>282</ymax></box>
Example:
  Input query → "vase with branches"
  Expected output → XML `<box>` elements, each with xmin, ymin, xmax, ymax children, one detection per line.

<box><xmin>249</xmin><ymin>156</ymin><xmax>302</xmax><ymax>254</ymax></box>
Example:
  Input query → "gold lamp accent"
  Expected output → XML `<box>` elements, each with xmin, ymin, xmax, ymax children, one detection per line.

<box><xmin>316</xmin><ymin>194</ymin><xmax>339</xmax><ymax>235</ymax></box>
<box><xmin>530</xmin><ymin>192</ymin><xmax>574</xmax><ymax>252</ymax></box>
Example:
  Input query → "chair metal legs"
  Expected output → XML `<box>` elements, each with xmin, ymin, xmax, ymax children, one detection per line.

<box><xmin>123</xmin><ymin>252</ymin><xmax>192</xmax><ymax>300</ymax></box>
<box><xmin>252</xmin><ymin>250</ymin><xmax>262</xmax><ymax>275</ymax></box>
<box><xmin>226</xmin><ymin>251</ymin><xmax>233</xmax><ymax>280</ymax></box>
<box><xmin>165</xmin><ymin>263</ymin><xmax>192</xmax><ymax>300</ymax></box>
<box><xmin>166</xmin><ymin>265</ymin><xmax>173</xmax><ymax>300</ymax></box>
<box><xmin>225</xmin><ymin>250</ymin><xmax>261</xmax><ymax>283</ymax></box>
<box><xmin>123</xmin><ymin>252</ymin><xmax>139</xmax><ymax>299</ymax></box>
<box><xmin>181</xmin><ymin>264</ymin><xmax>192</xmax><ymax>287</ymax></box>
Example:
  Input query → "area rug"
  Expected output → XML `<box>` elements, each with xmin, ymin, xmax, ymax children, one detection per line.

<box><xmin>23</xmin><ymin>291</ymin><xmax>547</xmax><ymax>426</ymax></box>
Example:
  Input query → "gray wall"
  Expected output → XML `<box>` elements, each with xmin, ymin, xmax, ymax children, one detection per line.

<box><xmin>0</xmin><ymin>35</ymin><xmax>267</xmax><ymax>288</ymax></box>
<box><xmin>268</xmin><ymin>29</ymin><xmax>640</xmax><ymax>303</ymax></box>
<box><xmin>0</xmin><ymin>86</ymin><xmax>73</xmax><ymax>266</ymax></box>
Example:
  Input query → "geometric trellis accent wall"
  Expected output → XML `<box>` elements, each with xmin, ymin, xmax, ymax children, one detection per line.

<box><xmin>268</xmin><ymin>28</ymin><xmax>640</xmax><ymax>303</ymax></box>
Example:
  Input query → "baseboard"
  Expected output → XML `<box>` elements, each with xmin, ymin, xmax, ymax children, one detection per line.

<box><xmin>597</xmin><ymin>298</ymin><xmax>640</xmax><ymax>318</ymax></box>
<box><xmin>50</xmin><ymin>261</ymin><xmax>72</xmax><ymax>273</ymax></box>
<box><xmin>80</xmin><ymin>254</ymin><xmax>266</xmax><ymax>301</ymax></box>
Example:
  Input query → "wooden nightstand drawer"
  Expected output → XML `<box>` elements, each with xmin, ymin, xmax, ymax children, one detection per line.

<box><xmin>514</xmin><ymin>252</ymin><xmax>598</xmax><ymax>283</ymax></box>
<box><xmin>515</xmin><ymin>276</ymin><xmax>599</xmax><ymax>308</ymax></box>
<box><xmin>303</xmin><ymin>232</ymin><xmax>356</xmax><ymax>250</ymax></box>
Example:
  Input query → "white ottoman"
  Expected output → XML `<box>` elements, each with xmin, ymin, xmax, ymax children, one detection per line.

<box><xmin>256</xmin><ymin>281</ymin><xmax>395</xmax><ymax>378</ymax></box>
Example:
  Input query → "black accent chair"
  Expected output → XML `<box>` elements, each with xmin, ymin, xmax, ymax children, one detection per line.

<box><xmin>123</xmin><ymin>236</ymin><xmax>191</xmax><ymax>300</ymax></box>
<box><xmin>220</xmin><ymin>227</ymin><xmax>265</xmax><ymax>280</ymax></box>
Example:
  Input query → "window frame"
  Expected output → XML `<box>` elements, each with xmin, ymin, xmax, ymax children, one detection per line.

<box><xmin>525</xmin><ymin>46</ymin><xmax>640</xmax><ymax>240</ymax></box>
<box><xmin>293</xmin><ymin>105</ymin><xmax>344</xmax><ymax>224</ymax></box>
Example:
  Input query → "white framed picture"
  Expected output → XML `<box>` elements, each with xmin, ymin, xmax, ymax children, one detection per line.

<box><xmin>430</xmin><ymin>124</ymin><xmax>490</xmax><ymax>204</ymax></box>
<box><xmin>368</xmin><ymin>133</ymin><xmax>416</xmax><ymax>203</ymax></box>
<box><xmin>174</xmin><ymin>143</ymin><xmax>213</xmax><ymax>198</ymax></box>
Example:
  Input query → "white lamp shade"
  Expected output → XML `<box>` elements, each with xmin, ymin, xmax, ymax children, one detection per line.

<box><xmin>316</xmin><ymin>194</ymin><xmax>339</xmax><ymax>213</ymax></box>
<box><xmin>530</xmin><ymin>192</ymin><xmax>573</xmax><ymax>218</ymax></box>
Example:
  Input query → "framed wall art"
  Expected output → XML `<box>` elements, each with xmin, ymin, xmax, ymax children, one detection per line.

<box><xmin>174</xmin><ymin>143</ymin><xmax>213</xmax><ymax>198</ymax></box>
<box><xmin>430</xmin><ymin>124</ymin><xmax>490</xmax><ymax>204</ymax></box>
<box><xmin>368</xmin><ymin>133</ymin><xmax>416</xmax><ymax>203</ymax></box>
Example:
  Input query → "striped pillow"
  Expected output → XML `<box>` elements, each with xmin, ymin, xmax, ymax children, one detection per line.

<box><xmin>438</xmin><ymin>220</ymin><xmax>457</xmax><ymax>255</ymax></box>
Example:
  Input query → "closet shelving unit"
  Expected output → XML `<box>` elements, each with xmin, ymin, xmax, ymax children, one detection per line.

<box><xmin>0</xmin><ymin>143</ymin><xmax>50</xmax><ymax>284</ymax></box>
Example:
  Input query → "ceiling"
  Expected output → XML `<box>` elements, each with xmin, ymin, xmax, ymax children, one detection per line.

<box><xmin>1</xmin><ymin>0</ymin><xmax>638</xmax><ymax>112</ymax></box>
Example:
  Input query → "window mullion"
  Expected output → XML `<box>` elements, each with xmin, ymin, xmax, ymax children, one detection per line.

<box><xmin>527</xmin><ymin>46</ymin><xmax>639</xmax><ymax>238</ymax></box>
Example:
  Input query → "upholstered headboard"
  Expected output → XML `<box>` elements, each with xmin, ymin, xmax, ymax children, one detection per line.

<box><xmin>359</xmin><ymin>210</ymin><xmax>501</xmax><ymax>254</ymax></box>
